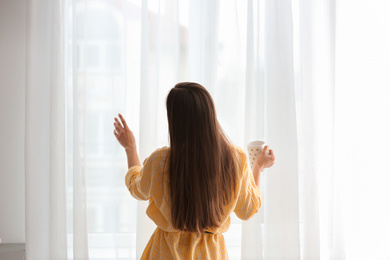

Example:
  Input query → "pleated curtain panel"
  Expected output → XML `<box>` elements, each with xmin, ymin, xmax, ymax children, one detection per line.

<box><xmin>25</xmin><ymin>0</ymin><xmax>390</xmax><ymax>259</ymax></box>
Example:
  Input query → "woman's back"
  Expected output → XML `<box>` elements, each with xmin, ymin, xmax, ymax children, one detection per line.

<box><xmin>125</xmin><ymin>145</ymin><xmax>262</xmax><ymax>259</ymax></box>
<box><xmin>115</xmin><ymin>82</ymin><xmax>274</xmax><ymax>259</ymax></box>
<box><xmin>166</xmin><ymin>83</ymin><xmax>240</xmax><ymax>233</ymax></box>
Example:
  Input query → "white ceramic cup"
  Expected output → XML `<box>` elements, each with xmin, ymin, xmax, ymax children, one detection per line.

<box><xmin>247</xmin><ymin>141</ymin><xmax>266</xmax><ymax>170</ymax></box>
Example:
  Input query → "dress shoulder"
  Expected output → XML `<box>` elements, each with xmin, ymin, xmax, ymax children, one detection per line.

<box><xmin>231</xmin><ymin>145</ymin><xmax>248</xmax><ymax>165</ymax></box>
<box><xmin>232</xmin><ymin>145</ymin><xmax>246</xmax><ymax>156</ymax></box>
<box><xmin>143</xmin><ymin>146</ymin><xmax>170</xmax><ymax>165</ymax></box>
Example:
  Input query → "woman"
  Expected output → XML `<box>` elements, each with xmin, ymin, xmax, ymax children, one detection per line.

<box><xmin>113</xmin><ymin>82</ymin><xmax>275</xmax><ymax>259</ymax></box>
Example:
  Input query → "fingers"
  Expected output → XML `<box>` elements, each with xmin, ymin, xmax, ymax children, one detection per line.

<box><xmin>259</xmin><ymin>145</ymin><xmax>276</xmax><ymax>168</ymax></box>
<box><xmin>113</xmin><ymin>120</ymin><xmax>123</xmax><ymax>138</ymax></box>
<box><xmin>114</xmin><ymin>117</ymin><xmax>123</xmax><ymax>128</ymax></box>
<box><xmin>118</xmin><ymin>113</ymin><xmax>129</xmax><ymax>129</ymax></box>
<box><xmin>114</xmin><ymin>121</ymin><xmax>122</xmax><ymax>132</ymax></box>
<box><xmin>113</xmin><ymin>115</ymin><xmax>125</xmax><ymax>139</ymax></box>
<box><xmin>113</xmin><ymin>129</ymin><xmax>119</xmax><ymax>139</ymax></box>
<box><xmin>268</xmin><ymin>149</ymin><xmax>275</xmax><ymax>166</ymax></box>
<box><xmin>262</xmin><ymin>145</ymin><xmax>269</xmax><ymax>154</ymax></box>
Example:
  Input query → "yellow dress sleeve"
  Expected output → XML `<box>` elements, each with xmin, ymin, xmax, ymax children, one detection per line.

<box><xmin>125</xmin><ymin>155</ymin><xmax>154</xmax><ymax>201</ymax></box>
<box><xmin>234</xmin><ymin>149</ymin><xmax>263</xmax><ymax>220</ymax></box>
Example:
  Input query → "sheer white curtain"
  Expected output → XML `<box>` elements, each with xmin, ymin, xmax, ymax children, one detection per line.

<box><xmin>25</xmin><ymin>0</ymin><xmax>390</xmax><ymax>259</ymax></box>
<box><xmin>335</xmin><ymin>1</ymin><xmax>390</xmax><ymax>259</ymax></box>
<box><xmin>25</xmin><ymin>0</ymin><xmax>67</xmax><ymax>259</ymax></box>
<box><xmin>238</xmin><ymin>1</ymin><xmax>340</xmax><ymax>259</ymax></box>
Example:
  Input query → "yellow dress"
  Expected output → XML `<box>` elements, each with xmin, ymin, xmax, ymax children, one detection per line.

<box><xmin>125</xmin><ymin>146</ymin><xmax>263</xmax><ymax>260</ymax></box>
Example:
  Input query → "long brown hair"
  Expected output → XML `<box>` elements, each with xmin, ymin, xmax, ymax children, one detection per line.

<box><xmin>166</xmin><ymin>82</ymin><xmax>238</xmax><ymax>233</ymax></box>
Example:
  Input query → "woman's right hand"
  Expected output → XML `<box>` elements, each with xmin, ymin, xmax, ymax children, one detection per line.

<box><xmin>255</xmin><ymin>145</ymin><xmax>275</xmax><ymax>169</ymax></box>
<box><xmin>113</xmin><ymin>113</ymin><xmax>137</xmax><ymax>151</ymax></box>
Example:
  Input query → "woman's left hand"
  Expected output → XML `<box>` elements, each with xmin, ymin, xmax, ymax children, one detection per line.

<box><xmin>113</xmin><ymin>113</ymin><xmax>136</xmax><ymax>151</ymax></box>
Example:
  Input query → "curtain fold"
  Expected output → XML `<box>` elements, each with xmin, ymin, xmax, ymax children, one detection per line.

<box><xmin>296</xmin><ymin>0</ymin><xmax>321</xmax><ymax>259</ymax></box>
<box><xmin>263</xmin><ymin>0</ymin><xmax>301</xmax><ymax>259</ymax></box>
<box><xmin>241</xmin><ymin>0</ymin><xmax>265</xmax><ymax>259</ymax></box>
<box><xmin>70</xmin><ymin>1</ymin><xmax>90</xmax><ymax>256</ymax></box>
<box><xmin>188</xmin><ymin>0</ymin><xmax>220</xmax><ymax>92</ymax></box>
<box><xmin>136</xmin><ymin>1</ymin><xmax>158</xmax><ymax>257</ymax></box>
<box><xmin>25</xmin><ymin>0</ymin><xmax>67</xmax><ymax>259</ymax></box>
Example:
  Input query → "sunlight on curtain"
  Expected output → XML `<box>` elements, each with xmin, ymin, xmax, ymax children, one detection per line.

<box><xmin>335</xmin><ymin>1</ymin><xmax>390</xmax><ymax>259</ymax></box>
<box><xmin>63</xmin><ymin>0</ymin><xmax>390</xmax><ymax>259</ymax></box>
<box><xmin>64</xmin><ymin>0</ymin><xmax>328</xmax><ymax>259</ymax></box>
<box><xmin>65</xmin><ymin>0</ymin><xmax>254</xmax><ymax>259</ymax></box>
<box><xmin>66</xmin><ymin>1</ymin><xmax>142</xmax><ymax>259</ymax></box>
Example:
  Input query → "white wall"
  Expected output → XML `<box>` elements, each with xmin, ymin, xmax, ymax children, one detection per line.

<box><xmin>0</xmin><ymin>0</ymin><xmax>27</xmax><ymax>243</ymax></box>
